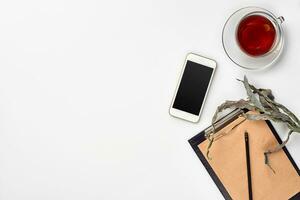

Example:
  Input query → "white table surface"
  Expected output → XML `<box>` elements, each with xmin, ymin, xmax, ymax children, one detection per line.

<box><xmin>0</xmin><ymin>0</ymin><xmax>299</xmax><ymax>199</ymax></box>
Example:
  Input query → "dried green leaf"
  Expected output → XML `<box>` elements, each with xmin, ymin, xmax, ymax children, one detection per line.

<box><xmin>206</xmin><ymin>137</ymin><xmax>214</xmax><ymax>160</ymax></box>
<box><xmin>242</xmin><ymin>113</ymin><xmax>271</xmax><ymax>121</ymax></box>
<box><xmin>259</xmin><ymin>89</ymin><xmax>274</xmax><ymax>100</ymax></box>
<box><xmin>243</xmin><ymin>76</ymin><xmax>265</xmax><ymax>112</ymax></box>
<box><xmin>247</xmin><ymin>82</ymin><xmax>300</xmax><ymax>126</ymax></box>
<box><xmin>208</xmin><ymin>75</ymin><xmax>300</xmax><ymax>171</ymax></box>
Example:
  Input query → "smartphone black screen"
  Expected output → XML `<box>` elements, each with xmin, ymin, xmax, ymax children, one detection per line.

<box><xmin>172</xmin><ymin>60</ymin><xmax>213</xmax><ymax>115</ymax></box>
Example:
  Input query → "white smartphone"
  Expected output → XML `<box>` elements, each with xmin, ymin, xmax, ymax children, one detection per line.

<box><xmin>169</xmin><ymin>53</ymin><xmax>216</xmax><ymax>123</ymax></box>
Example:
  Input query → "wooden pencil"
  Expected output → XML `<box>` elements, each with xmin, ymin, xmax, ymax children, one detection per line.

<box><xmin>245</xmin><ymin>131</ymin><xmax>253</xmax><ymax>200</ymax></box>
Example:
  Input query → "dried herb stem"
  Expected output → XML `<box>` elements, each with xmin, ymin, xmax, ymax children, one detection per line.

<box><xmin>208</xmin><ymin>76</ymin><xmax>300</xmax><ymax>171</ymax></box>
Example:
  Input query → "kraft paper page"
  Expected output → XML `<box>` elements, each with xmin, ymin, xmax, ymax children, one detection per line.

<box><xmin>198</xmin><ymin>117</ymin><xmax>300</xmax><ymax>200</ymax></box>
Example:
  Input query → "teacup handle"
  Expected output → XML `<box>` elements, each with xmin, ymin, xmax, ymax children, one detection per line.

<box><xmin>277</xmin><ymin>16</ymin><xmax>285</xmax><ymax>24</ymax></box>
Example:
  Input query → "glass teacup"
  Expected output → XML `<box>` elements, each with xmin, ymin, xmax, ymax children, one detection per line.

<box><xmin>222</xmin><ymin>7</ymin><xmax>284</xmax><ymax>70</ymax></box>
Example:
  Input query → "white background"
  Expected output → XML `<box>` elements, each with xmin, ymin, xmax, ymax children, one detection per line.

<box><xmin>0</xmin><ymin>0</ymin><xmax>299</xmax><ymax>199</ymax></box>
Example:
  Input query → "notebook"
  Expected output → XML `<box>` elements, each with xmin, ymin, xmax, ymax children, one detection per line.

<box><xmin>189</xmin><ymin>109</ymin><xmax>300</xmax><ymax>200</ymax></box>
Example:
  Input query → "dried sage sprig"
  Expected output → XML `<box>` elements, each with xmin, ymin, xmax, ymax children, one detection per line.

<box><xmin>207</xmin><ymin>75</ymin><xmax>300</xmax><ymax>171</ymax></box>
